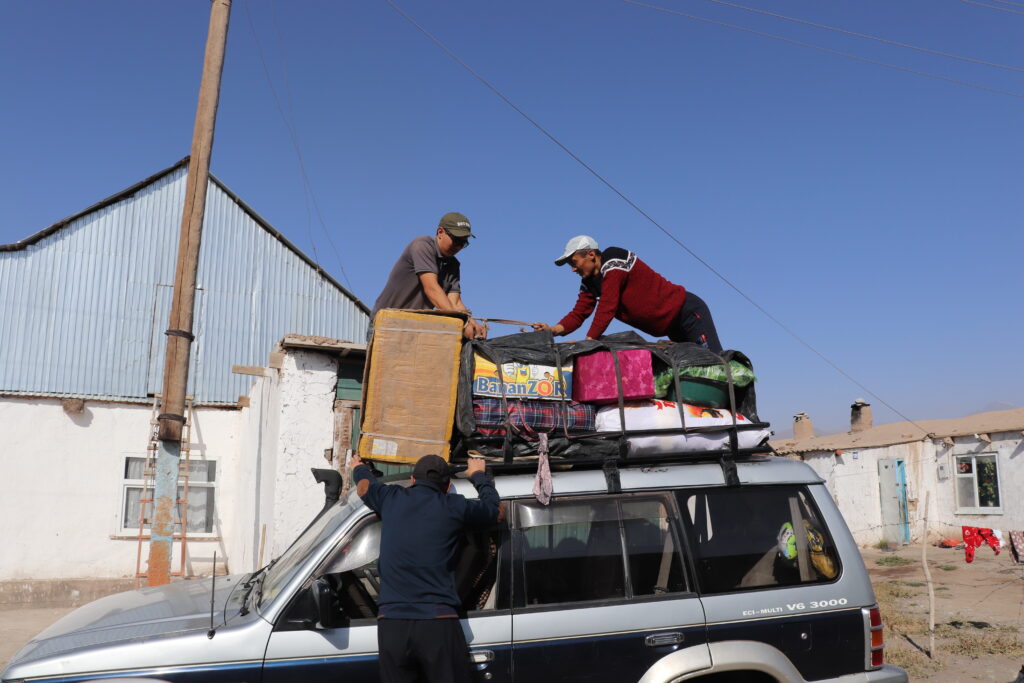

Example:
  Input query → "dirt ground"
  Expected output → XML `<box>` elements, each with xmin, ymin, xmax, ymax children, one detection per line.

<box><xmin>2</xmin><ymin>546</ymin><xmax>1023</xmax><ymax>681</ymax></box>
<box><xmin>864</xmin><ymin>544</ymin><xmax>1024</xmax><ymax>682</ymax></box>
<box><xmin>0</xmin><ymin>606</ymin><xmax>75</xmax><ymax>670</ymax></box>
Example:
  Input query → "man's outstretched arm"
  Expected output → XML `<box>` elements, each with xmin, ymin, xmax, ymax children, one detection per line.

<box><xmin>350</xmin><ymin>454</ymin><xmax>390</xmax><ymax>514</ymax></box>
<box><xmin>462</xmin><ymin>457</ymin><xmax>503</xmax><ymax>527</ymax></box>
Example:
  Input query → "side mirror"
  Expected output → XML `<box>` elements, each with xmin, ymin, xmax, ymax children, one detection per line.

<box><xmin>312</xmin><ymin>578</ymin><xmax>346</xmax><ymax>629</ymax></box>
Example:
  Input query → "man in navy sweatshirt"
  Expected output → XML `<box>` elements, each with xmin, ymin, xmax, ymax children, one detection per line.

<box><xmin>532</xmin><ymin>234</ymin><xmax>723</xmax><ymax>352</ymax></box>
<box><xmin>351</xmin><ymin>453</ymin><xmax>501</xmax><ymax>683</ymax></box>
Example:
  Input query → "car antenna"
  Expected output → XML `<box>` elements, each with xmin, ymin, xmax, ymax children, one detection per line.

<box><xmin>207</xmin><ymin>551</ymin><xmax>217</xmax><ymax>639</ymax></box>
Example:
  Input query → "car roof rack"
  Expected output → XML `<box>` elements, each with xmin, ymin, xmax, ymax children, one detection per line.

<box><xmin>447</xmin><ymin>425</ymin><xmax>775</xmax><ymax>490</ymax></box>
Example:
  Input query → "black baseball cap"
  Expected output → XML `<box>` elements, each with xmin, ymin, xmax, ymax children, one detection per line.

<box><xmin>413</xmin><ymin>454</ymin><xmax>451</xmax><ymax>487</ymax></box>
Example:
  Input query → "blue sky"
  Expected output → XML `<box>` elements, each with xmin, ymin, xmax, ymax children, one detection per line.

<box><xmin>2</xmin><ymin>0</ymin><xmax>1021</xmax><ymax>436</ymax></box>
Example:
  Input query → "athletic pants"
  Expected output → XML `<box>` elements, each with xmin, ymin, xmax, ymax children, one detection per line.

<box><xmin>666</xmin><ymin>291</ymin><xmax>723</xmax><ymax>353</ymax></box>
<box><xmin>377</xmin><ymin>617</ymin><xmax>472</xmax><ymax>683</ymax></box>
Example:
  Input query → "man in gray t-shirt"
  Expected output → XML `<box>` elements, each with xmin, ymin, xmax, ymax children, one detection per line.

<box><xmin>371</xmin><ymin>212</ymin><xmax>486</xmax><ymax>339</ymax></box>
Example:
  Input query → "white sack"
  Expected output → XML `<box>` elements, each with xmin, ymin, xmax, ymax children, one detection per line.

<box><xmin>596</xmin><ymin>400</ymin><xmax>770</xmax><ymax>456</ymax></box>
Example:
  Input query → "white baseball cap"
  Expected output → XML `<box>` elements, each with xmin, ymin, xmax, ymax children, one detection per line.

<box><xmin>554</xmin><ymin>235</ymin><xmax>600</xmax><ymax>266</ymax></box>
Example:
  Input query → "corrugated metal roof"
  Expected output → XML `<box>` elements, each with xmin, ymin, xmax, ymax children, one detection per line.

<box><xmin>0</xmin><ymin>159</ymin><xmax>369</xmax><ymax>404</ymax></box>
<box><xmin>771</xmin><ymin>408</ymin><xmax>1024</xmax><ymax>454</ymax></box>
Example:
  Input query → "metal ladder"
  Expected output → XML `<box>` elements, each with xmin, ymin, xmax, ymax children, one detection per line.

<box><xmin>134</xmin><ymin>396</ymin><xmax>194</xmax><ymax>586</ymax></box>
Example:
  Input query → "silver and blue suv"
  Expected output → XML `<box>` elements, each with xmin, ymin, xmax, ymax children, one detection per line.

<box><xmin>3</xmin><ymin>455</ymin><xmax>907</xmax><ymax>682</ymax></box>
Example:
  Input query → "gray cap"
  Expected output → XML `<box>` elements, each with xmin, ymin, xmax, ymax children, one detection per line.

<box><xmin>554</xmin><ymin>235</ymin><xmax>599</xmax><ymax>266</ymax></box>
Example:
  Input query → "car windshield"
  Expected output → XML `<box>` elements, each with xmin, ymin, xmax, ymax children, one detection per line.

<box><xmin>258</xmin><ymin>487</ymin><xmax>366</xmax><ymax>607</ymax></box>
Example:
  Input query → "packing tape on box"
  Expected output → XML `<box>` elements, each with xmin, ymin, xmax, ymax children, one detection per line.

<box><xmin>376</xmin><ymin>326</ymin><xmax>462</xmax><ymax>335</ymax></box>
<box><xmin>361</xmin><ymin>431</ymin><xmax>451</xmax><ymax>445</ymax></box>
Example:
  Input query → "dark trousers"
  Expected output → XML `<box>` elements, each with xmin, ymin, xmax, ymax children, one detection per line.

<box><xmin>666</xmin><ymin>292</ymin><xmax>723</xmax><ymax>353</ymax></box>
<box><xmin>378</xmin><ymin>617</ymin><xmax>472</xmax><ymax>683</ymax></box>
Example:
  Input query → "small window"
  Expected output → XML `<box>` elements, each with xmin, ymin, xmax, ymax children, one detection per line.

<box><xmin>121</xmin><ymin>455</ymin><xmax>218</xmax><ymax>535</ymax></box>
<box><xmin>955</xmin><ymin>453</ymin><xmax>1002</xmax><ymax>514</ymax></box>
<box><xmin>677</xmin><ymin>486</ymin><xmax>840</xmax><ymax>594</ymax></box>
<box><xmin>514</xmin><ymin>495</ymin><xmax>687</xmax><ymax>607</ymax></box>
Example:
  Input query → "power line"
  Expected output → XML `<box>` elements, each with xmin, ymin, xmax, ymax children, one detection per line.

<box><xmin>269</xmin><ymin>0</ymin><xmax>317</xmax><ymax>264</ymax></box>
<box><xmin>623</xmin><ymin>0</ymin><xmax>1024</xmax><ymax>100</ymax></box>
<box><xmin>958</xmin><ymin>0</ymin><xmax>1024</xmax><ymax>14</ymax></box>
<box><xmin>381</xmin><ymin>0</ymin><xmax>934</xmax><ymax>436</ymax></box>
<box><xmin>242</xmin><ymin>0</ymin><xmax>354</xmax><ymax>289</ymax></box>
<box><xmin>697</xmin><ymin>0</ymin><xmax>1024</xmax><ymax>73</ymax></box>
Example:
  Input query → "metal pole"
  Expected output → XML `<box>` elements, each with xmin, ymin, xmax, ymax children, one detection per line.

<box><xmin>148</xmin><ymin>0</ymin><xmax>232</xmax><ymax>587</ymax></box>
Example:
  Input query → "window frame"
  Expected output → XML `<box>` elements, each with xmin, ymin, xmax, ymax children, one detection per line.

<box><xmin>953</xmin><ymin>452</ymin><xmax>1003</xmax><ymax>515</ymax></box>
<box><xmin>509</xmin><ymin>492</ymin><xmax>692</xmax><ymax>612</ymax></box>
<box><xmin>117</xmin><ymin>453</ymin><xmax>219</xmax><ymax>538</ymax></box>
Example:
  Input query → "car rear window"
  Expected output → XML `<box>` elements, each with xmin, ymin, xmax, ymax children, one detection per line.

<box><xmin>676</xmin><ymin>486</ymin><xmax>841</xmax><ymax>594</ymax></box>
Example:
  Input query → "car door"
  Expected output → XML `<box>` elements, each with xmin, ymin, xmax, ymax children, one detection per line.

<box><xmin>678</xmin><ymin>485</ymin><xmax>868</xmax><ymax>681</ymax></box>
<box><xmin>509</xmin><ymin>494</ymin><xmax>709</xmax><ymax>683</ymax></box>
<box><xmin>263</xmin><ymin>512</ymin><xmax>513</xmax><ymax>683</ymax></box>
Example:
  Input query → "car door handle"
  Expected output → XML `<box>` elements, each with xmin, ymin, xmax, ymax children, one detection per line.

<box><xmin>645</xmin><ymin>632</ymin><xmax>685</xmax><ymax>647</ymax></box>
<box><xmin>469</xmin><ymin>650</ymin><xmax>495</xmax><ymax>663</ymax></box>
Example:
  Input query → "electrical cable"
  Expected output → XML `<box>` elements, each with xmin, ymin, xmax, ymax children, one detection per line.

<box><xmin>957</xmin><ymin>0</ymin><xmax>1024</xmax><ymax>15</ymax></box>
<box><xmin>696</xmin><ymin>0</ymin><xmax>1024</xmax><ymax>73</ymax></box>
<box><xmin>623</xmin><ymin>0</ymin><xmax>1024</xmax><ymax>99</ymax></box>
<box><xmin>243</xmin><ymin>0</ymin><xmax>354</xmax><ymax>288</ymax></box>
<box><xmin>269</xmin><ymin>0</ymin><xmax>317</xmax><ymax>265</ymax></box>
<box><xmin>381</xmin><ymin>0</ymin><xmax>935</xmax><ymax>436</ymax></box>
<box><xmin>970</xmin><ymin>0</ymin><xmax>1024</xmax><ymax>8</ymax></box>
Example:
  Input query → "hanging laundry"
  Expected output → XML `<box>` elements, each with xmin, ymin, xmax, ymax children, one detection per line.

<box><xmin>532</xmin><ymin>433</ymin><xmax>553</xmax><ymax>505</ymax></box>
<box><xmin>962</xmin><ymin>526</ymin><xmax>1001</xmax><ymax>562</ymax></box>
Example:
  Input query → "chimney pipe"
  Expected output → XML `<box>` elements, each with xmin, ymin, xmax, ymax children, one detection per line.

<box><xmin>793</xmin><ymin>412</ymin><xmax>814</xmax><ymax>440</ymax></box>
<box><xmin>851</xmin><ymin>398</ymin><xmax>873</xmax><ymax>433</ymax></box>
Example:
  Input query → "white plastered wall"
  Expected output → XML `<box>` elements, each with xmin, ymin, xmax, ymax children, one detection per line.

<box><xmin>803</xmin><ymin>434</ymin><xmax>1024</xmax><ymax>547</ymax></box>
<box><xmin>0</xmin><ymin>397</ymin><xmax>243</xmax><ymax>580</ymax></box>
<box><xmin>264</xmin><ymin>349</ymin><xmax>340</xmax><ymax>560</ymax></box>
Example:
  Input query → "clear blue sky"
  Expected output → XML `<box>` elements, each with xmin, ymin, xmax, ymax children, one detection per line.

<box><xmin>2</xmin><ymin>0</ymin><xmax>1021</xmax><ymax>436</ymax></box>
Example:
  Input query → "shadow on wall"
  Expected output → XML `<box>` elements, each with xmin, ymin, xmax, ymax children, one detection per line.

<box><xmin>61</xmin><ymin>398</ymin><xmax>93</xmax><ymax>428</ymax></box>
<box><xmin>1009</xmin><ymin>440</ymin><xmax>1024</xmax><ymax>460</ymax></box>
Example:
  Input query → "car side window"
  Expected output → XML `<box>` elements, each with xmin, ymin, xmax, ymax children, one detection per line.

<box><xmin>277</xmin><ymin>513</ymin><xmax>509</xmax><ymax>630</ymax></box>
<box><xmin>621</xmin><ymin>498</ymin><xmax>688</xmax><ymax>597</ymax></box>
<box><xmin>513</xmin><ymin>494</ymin><xmax>687</xmax><ymax>608</ymax></box>
<box><xmin>316</xmin><ymin>517</ymin><xmax>384</xmax><ymax>623</ymax></box>
<box><xmin>677</xmin><ymin>485</ymin><xmax>841</xmax><ymax>594</ymax></box>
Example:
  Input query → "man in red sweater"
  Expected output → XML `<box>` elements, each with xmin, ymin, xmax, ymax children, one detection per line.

<box><xmin>532</xmin><ymin>235</ymin><xmax>722</xmax><ymax>352</ymax></box>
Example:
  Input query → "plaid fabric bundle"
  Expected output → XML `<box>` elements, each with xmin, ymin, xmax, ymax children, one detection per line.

<box><xmin>473</xmin><ymin>398</ymin><xmax>595</xmax><ymax>433</ymax></box>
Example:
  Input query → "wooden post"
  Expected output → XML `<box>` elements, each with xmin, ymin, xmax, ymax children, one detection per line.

<box><xmin>148</xmin><ymin>0</ymin><xmax>232</xmax><ymax>587</ymax></box>
<box><xmin>920</xmin><ymin>491</ymin><xmax>937</xmax><ymax>659</ymax></box>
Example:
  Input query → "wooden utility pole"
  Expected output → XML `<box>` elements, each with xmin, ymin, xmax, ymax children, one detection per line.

<box><xmin>148</xmin><ymin>0</ymin><xmax>232</xmax><ymax>587</ymax></box>
<box><xmin>920</xmin><ymin>491</ymin><xmax>937</xmax><ymax>658</ymax></box>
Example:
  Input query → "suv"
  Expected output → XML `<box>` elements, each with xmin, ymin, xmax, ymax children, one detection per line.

<box><xmin>3</xmin><ymin>455</ymin><xmax>907</xmax><ymax>682</ymax></box>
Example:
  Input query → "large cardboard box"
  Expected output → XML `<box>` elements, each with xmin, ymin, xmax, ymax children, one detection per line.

<box><xmin>359</xmin><ymin>309</ymin><xmax>465</xmax><ymax>464</ymax></box>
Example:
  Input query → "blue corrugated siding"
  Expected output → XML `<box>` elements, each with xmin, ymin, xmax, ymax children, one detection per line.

<box><xmin>0</xmin><ymin>165</ymin><xmax>368</xmax><ymax>404</ymax></box>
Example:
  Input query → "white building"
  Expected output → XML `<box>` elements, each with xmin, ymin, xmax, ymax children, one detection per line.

<box><xmin>0</xmin><ymin>161</ymin><xmax>368</xmax><ymax>601</ymax></box>
<box><xmin>772</xmin><ymin>402</ymin><xmax>1024</xmax><ymax>547</ymax></box>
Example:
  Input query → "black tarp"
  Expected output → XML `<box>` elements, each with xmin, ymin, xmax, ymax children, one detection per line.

<box><xmin>453</xmin><ymin>331</ymin><xmax>761</xmax><ymax>460</ymax></box>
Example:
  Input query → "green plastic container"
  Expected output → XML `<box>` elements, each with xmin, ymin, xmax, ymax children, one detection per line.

<box><xmin>675</xmin><ymin>376</ymin><xmax>730</xmax><ymax>408</ymax></box>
